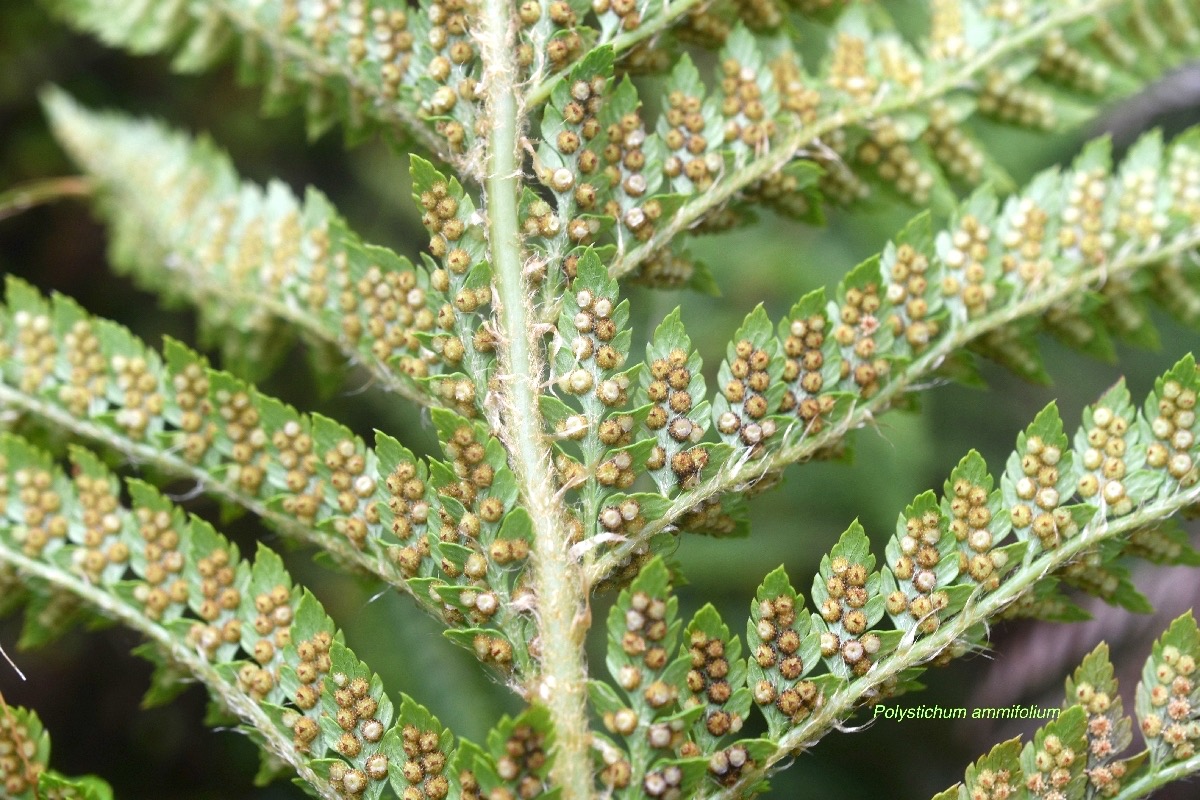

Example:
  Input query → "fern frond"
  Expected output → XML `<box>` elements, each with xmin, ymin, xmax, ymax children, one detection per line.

<box><xmin>0</xmin><ymin>434</ymin><xmax>447</xmax><ymax>800</ymax></box>
<box><xmin>938</xmin><ymin>620</ymin><xmax>1200</xmax><ymax>800</ymax></box>
<box><xmin>408</xmin><ymin>156</ymin><xmax>496</xmax><ymax>418</ymax></box>
<box><xmin>606</xmin><ymin>0</ymin><xmax>1200</xmax><ymax>285</ymax></box>
<box><xmin>591</xmin><ymin>124</ymin><xmax>1200</xmax><ymax>583</ymax></box>
<box><xmin>42</xmin><ymin>89</ymin><xmax>486</xmax><ymax>410</ymax></box>
<box><xmin>0</xmin><ymin>276</ymin><xmax>403</xmax><ymax>577</ymax></box>
<box><xmin>12</xmin><ymin>0</ymin><xmax>1200</xmax><ymax>794</ymax></box>
<box><xmin>0</xmin><ymin>278</ymin><xmax>538</xmax><ymax>678</ymax></box>
<box><xmin>659</xmin><ymin>359</ymin><xmax>1200</xmax><ymax>798</ymax></box>
<box><xmin>41</xmin><ymin>0</ymin><xmax>447</xmax><ymax>154</ymax></box>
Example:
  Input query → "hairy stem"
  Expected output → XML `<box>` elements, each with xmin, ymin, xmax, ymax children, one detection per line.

<box><xmin>701</xmin><ymin>479</ymin><xmax>1200</xmax><ymax>800</ymax></box>
<box><xmin>481</xmin><ymin>0</ymin><xmax>593</xmax><ymax>796</ymax></box>
<box><xmin>0</xmin><ymin>542</ymin><xmax>340</xmax><ymax>800</ymax></box>
<box><xmin>590</xmin><ymin>229</ymin><xmax>1200</xmax><ymax>584</ymax></box>
<box><xmin>606</xmin><ymin>0</ymin><xmax>1123</xmax><ymax>282</ymax></box>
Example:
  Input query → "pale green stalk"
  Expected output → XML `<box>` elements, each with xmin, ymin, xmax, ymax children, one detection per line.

<box><xmin>480</xmin><ymin>0</ymin><xmax>594</xmax><ymax>794</ymax></box>
<box><xmin>1116</xmin><ymin>751</ymin><xmax>1200</xmax><ymax>799</ymax></box>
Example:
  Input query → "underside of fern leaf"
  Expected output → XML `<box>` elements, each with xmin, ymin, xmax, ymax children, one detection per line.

<box><xmin>4</xmin><ymin>0</ymin><xmax>1200</xmax><ymax>797</ymax></box>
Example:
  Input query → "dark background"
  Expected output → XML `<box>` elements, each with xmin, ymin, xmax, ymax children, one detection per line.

<box><xmin>2</xmin><ymin>3</ymin><xmax>1199</xmax><ymax>797</ymax></box>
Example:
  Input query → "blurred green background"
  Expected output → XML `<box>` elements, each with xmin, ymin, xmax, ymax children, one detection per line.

<box><xmin>1</xmin><ymin>3</ymin><xmax>1199</xmax><ymax>798</ymax></box>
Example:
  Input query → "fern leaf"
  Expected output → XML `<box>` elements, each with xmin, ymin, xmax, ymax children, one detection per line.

<box><xmin>409</xmin><ymin>156</ymin><xmax>496</xmax><ymax>417</ymax></box>
<box><xmin>639</xmin><ymin>307</ymin><xmax>710</xmax><ymax>497</ymax></box>
<box><xmin>0</xmin><ymin>278</ymin><xmax>530</xmax><ymax>669</ymax></box>
<box><xmin>940</xmin><ymin>616</ymin><xmax>1200</xmax><ymax>800</ymax></box>
<box><xmin>0</xmin><ymin>434</ymin><xmax>441</xmax><ymax>799</ymax></box>
<box><xmin>422</xmin><ymin>407</ymin><xmax>535</xmax><ymax>675</ymax></box>
<box><xmin>42</xmin><ymin>89</ymin><xmax>467</xmax><ymax>408</ymax></box>
<box><xmin>609</xmin><ymin>0</ymin><xmax>1200</xmax><ymax>285</ymax></box>
<box><xmin>1021</xmin><ymin>705</ymin><xmax>1090</xmax><ymax>798</ymax></box>
<box><xmin>1064</xmin><ymin>643</ymin><xmax>1139</xmax><ymax>799</ymax></box>
<box><xmin>591</xmin><ymin>123</ymin><xmax>1200</xmax><ymax>582</ymax></box>
<box><xmin>746</xmin><ymin>566</ymin><xmax>821</xmax><ymax>740</ymax></box>
<box><xmin>1136</xmin><ymin>612</ymin><xmax>1200</xmax><ymax>767</ymax></box>
<box><xmin>597</xmin><ymin>556</ymin><xmax>707</xmax><ymax>796</ymax></box>
<box><xmin>42</xmin><ymin>0</ymin><xmax>444</xmax><ymax>152</ymax></box>
<box><xmin>668</xmin><ymin>358</ymin><xmax>1200</xmax><ymax>798</ymax></box>
<box><xmin>457</xmin><ymin>707</ymin><xmax>558</xmax><ymax>799</ymax></box>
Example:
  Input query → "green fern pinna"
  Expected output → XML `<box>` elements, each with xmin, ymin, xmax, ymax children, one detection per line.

<box><xmin>3</xmin><ymin>0</ymin><xmax>1200</xmax><ymax>798</ymax></box>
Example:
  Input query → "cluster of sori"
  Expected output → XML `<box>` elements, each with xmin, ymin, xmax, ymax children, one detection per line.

<box><xmin>712</xmin><ymin>308</ymin><xmax>784</xmax><ymax>457</ymax></box>
<box><xmin>0</xmin><ymin>432</ymin><xmax>583</xmax><ymax>800</ymax></box>
<box><xmin>581</xmin><ymin>351</ymin><xmax>1198</xmax><ymax>795</ymax></box>
<box><xmin>0</xmin><ymin>278</ymin><xmax>546</xmax><ymax>687</ymax></box>
<box><xmin>1062</xmin><ymin>644</ymin><xmax>1135</xmax><ymax>797</ymax></box>
<box><xmin>637</xmin><ymin>124</ymin><xmax>1200</xmax><ymax>510</ymax></box>
<box><xmin>392</xmin><ymin>708</ymin><xmax>452</xmax><ymax>800</ymax></box>
<box><xmin>457</xmin><ymin>710</ymin><xmax>557</xmax><ymax>800</ymax></box>
<box><xmin>594</xmin><ymin>558</ymin><xmax>764</xmax><ymax>796</ymax></box>
<box><xmin>812</xmin><ymin>526</ymin><xmax>886</xmax><ymax>678</ymax></box>
<box><xmin>942</xmin><ymin>618</ymin><xmax>1200</xmax><ymax>800</ymax></box>
<box><xmin>0</xmin><ymin>436</ymin><xmax>395</xmax><ymax>798</ymax></box>
<box><xmin>544</xmin><ymin>255</ymin><xmax>656</xmax><ymax>553</ymax></box>
<box><xmin>416</xmin><ymin>411</ymin><xmax>530</xmax><ymax>672</ymax></box>
<box><xmin>640</xmin><ymin>309</ymin><xmax>709</xmax><ymax>494</ymax></box>
<box><xmin>747</xmin><ymin>568</ymin><xmax>823</xmax><ymax>734</ymax></box>
<box><xmin>413</xmin><ymin>0</ymin><xmax>482</xmax><ymax>148</ymax></box>
<box><xmin>943</xmin><ymin>452</ymin><xmax>1009</xmax><ymax>594</ymax></box>
<box><xmin>1005</xmin><ymin>406</ymin><xmax>1078</xmax><ymax>552</ymax></box>
<box><xmin>882</xmin><ymin>494</ymin><xmax>957</xmax><ymax>637</ymax></box>
<box><xmin>532</xmin><ymin>48</ymin><xmax>669</xmax><ymax>300</ymax></box>
<box><xmin>0</xmin><ymin>699</ymin><xmax>47</xmax><ymax>797</ymax></box>
<box><xmin>43</xmin><ymin>93</ymin><xmax>494</xmax><ymax>411</ymax></box>
<box><xmin>410</xmin><ymin>159</ymin><xmax>494</xmax><ymax>418</ymax></box>
<box><xmin>44</xmin><ymin>0</ymin><xmax>428</xmax><ymax>139</ymax></box>
<box><xmin>660</xmin><ymin>59</ymin><xmax>723</xmax><ymax>195</ymax></box>
<box><xmin>47</xmin><ymin>0</ymin><xmax>1200</xmax><ymax>316</ymax></box>
<box><xmin>1140</xmin><ymin>624</ymin><xmax>1200</xmax><ymax>763</ymax></box>
<box><xmin>683</xmin><ymin>621</ymin><xmax>745</xmax><ymax>741</ymax></box>
<box><xmin>1020</xmin><ymin>711</ymin><xmax>1087</xmax><ymax>800</ymax></box>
